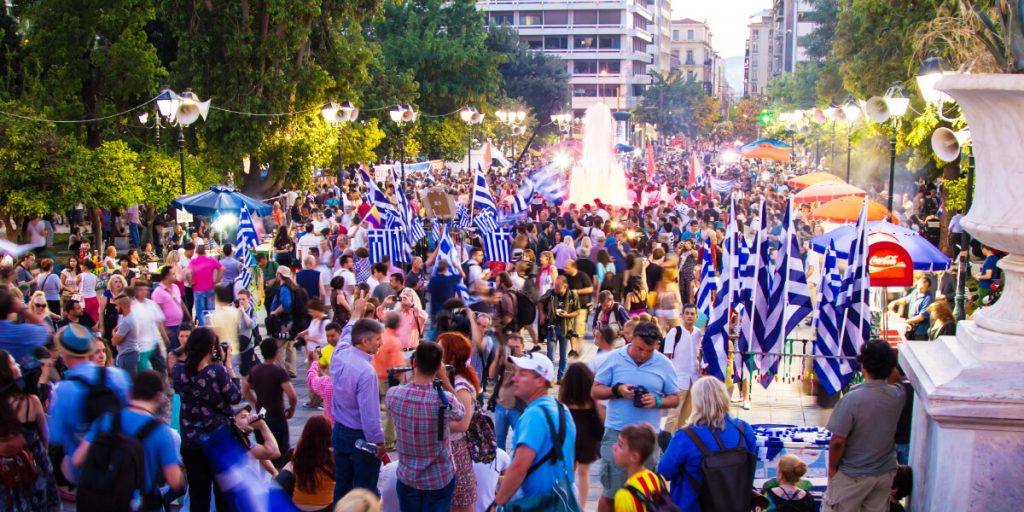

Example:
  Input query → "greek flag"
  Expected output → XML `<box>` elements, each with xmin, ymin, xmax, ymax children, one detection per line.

<box><xmin>454</xmin><ymin>203</ymin><xmax>472</xmax><ymax>230</ymax></box>
<box><xmin>391</xmin><ymin>169</ymin><xmax>425</xmax><ymax>243</ymax></box>
<box><xmin>359</xmin><ymin>168</ymin><xmax>401</xmax><ymax>228</ymax></box>
<box><xmin>839</xmin><ymin>200</ymin><xmax>871</xmax><ymax>368</ymax></box>
<box><xmin>433</xmin><ymin>224</ymin><xmax>458</xmax><ymax>272</ymax></box>
<box><xmin>528</xmin><ymin>164</ymin><xmax>566</xmax><ymax>202</ymax></box>
<box><xmin>473</xmin><ymin>209</ymin><xmax>499</xmax><ymax>234</ymax></box>
<box><xmin>711</xmin><ymin>177</ymin><xmax>735</xmax><ymax>194</ymax></box>
<box><xmin>368</xmin><ymin>229</ymin><xmax>408</xmax><ymax>264</ymax></box>
<box><xmin>750</xmin><ymin>200</ymin><xmax>784</xmax><ymax>387</ymax></box>
<box><xmin>694</xmin><ymin>173</ymin><xmax>707</xmax><ymax>189</ymax></box>
<box><xmin>779</xmin><ymin>199</ymin><xmax>813</xmax><ymax>337</ymax></box>
<box><xmin>814</xmin><ymin>240</ymin><xmax>851</xmax><ymax>394</ymax></box>
<box><xmin>472</xmin><ymin>164</ymin><xmax>498</xmax><ymax>216</ymax></box>
<box><xmin>733</xmin><ymin>232</ymin><xmax>755</xmax><ymax>382</ymax></box>
<box><xmin>504</xmin><ymin>178</ymin><xmax>535</xmax><ymax>223</ymax></box>
<box><xmin>700</xmin><ymin>197</ymin><xmax>738</xmax><ymax>381</ymax></box>
<box><xmin>696</xmin><ymin>237</ymin><xmax>717</xmax><ymax>319</ymax></box>
<box><xmin>202</xmin><ymin>425</ymin><xmax>298</xmax><ymax>512</ymax></box>
<box><xmin>482</xmin><ymin>229</ymin><xmax>512</xmax><ymax>263</ymax></box>
<box><xmin>235</xmin><ymin>204</ymin><xmax>259</xmax><ymax>290</ymax></box>
<box><xmin>430</xmin><ymin>217</ymin><xmax>444</xmax><ymax>242</ymax></box>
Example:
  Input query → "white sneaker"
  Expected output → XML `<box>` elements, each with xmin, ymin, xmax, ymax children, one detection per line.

<box><xmin>742</xmin><ymin>400</ymin><xmax>751</xmax><ymax>410</ymax></box>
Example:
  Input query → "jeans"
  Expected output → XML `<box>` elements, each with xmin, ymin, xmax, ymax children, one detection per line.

<box><xmin>181</xmin><ymin>446</ymin><xmax>229</xmax><ymax>512</ymax></box>
<box><xmin>115</xmin><ymin>349</ymin><xmax>139</xmax><ymax>377</ymax></box>
<box><xmin>194</xmin><ymin>289</ymin><xmax>215</xmax><ymax>326</ymax></box>
<box><xmin>546</xmin><ymin>324</ymin><xmax>568</xmax><ymax>379</ymax></box>
<box><xmin>128</xmin><ymin>222</ymin><xmax>140</xmax><ymax>248</ymax></box>
<box><xmin>332</xmin><ymin>423</ymin><xmax>382</xmax><ymax>502</ymax></box>
<box><xmin>238</xmin><ymin>335</ymin><xmax>259</xmax><ymax>377</ymax></box>
<box><xmin>166</xmin><ymin>325</ymin><xmax>181</xmax><ymax>351</ymax></box>
<box><xmin>256</xmin><ymin>416</ymin><xmax>290</xmax><ymax>469</ymax></box>
<box><xmin>493</xmin><ymin>404</ymin><xmax>522</xmax><ymax>452</ymax></box>
<box><xmin>895</xmin><ymin>443</ymin><xmax>909</xmax><ymax>465</ymax></box>
<box><xmin>396</xmin><ymin>476</ymin><xmax>455</xmax><ymax>512</ymax></box>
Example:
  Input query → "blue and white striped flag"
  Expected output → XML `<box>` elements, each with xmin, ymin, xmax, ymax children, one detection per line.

<box><xmin>529</xmin><ymin>164</ymin><xmax>566</xmax><ymax>202</ymax></box>
<box><xmin>813</xmin><ymin>240</ymin><xmax>851</xmax><ymax>394</ymax></box>
<box><xmin>711</xmin><ymin>177</ymin><xmax>735</xmax><ymax>194</ymax></box>
<box><xmin>202</xmin><ymin>425</ymin><xmax>299</xmax><ymax>512</ymax></box>
<box><xmin>473</xmin><ymin>164</ymin><xmax>498</xmax><ymax>216</ymax></box>
<box><xmin>839</xmin><ymin>199</ymin><xmax>871</xmax><ymax>368</ymax></box>
<box><xmin>482</xmin><ymin>229</ymin><xmax>512</xmax><ymax>263</ymax></box>
<box><xmin>359</xmin><ymin>168</ymin><xmax>402</xmax><ymax>228</ymax></box>
<box><xmin>433</xmin><ymin>224</ymin><xmax>471</xmax><ymax>302</ymax></box>
<box><xmin>391</xmin><ymin>169</ymin><xmax>426</xmax><ymax>243</ymax></box>
<box><xmin>508</xmin><ymin>178</ymin><xmax>535</xmax><ymax>218</ymax></box>
<box><xmin>430</xmin><ymin>217</ymin><xmax>445</xmax><ymax>242</ymax></box>
<box><xmin>235</xmin><ymin>204</ymin><xmax>259</xmax><ymax>290</ymax></box>
<box><xmin>700</xmin><ymin>198</ymin><xmax>738</xmax><ymax>381</ymax></box>
<box><xmin>750</xmin><ymin>200</ymin><xmax>784</xmax><ymax>387</ymax></box>
<box><xmin>454</xmin><ymin>203</ymin><xmax>472</xmax><ymax>230</ymax></box>
<box><xmin>368</xmin><ymin>229</ymin><xmax>408</xmax><ymax>264</ymax></box>
<box><xmin>779</xmin><ymin>199</ymin><xmax>813</xmax><ymax>337</ymax></box>
<box><xmin>733</xmin><ymin>232</ymin><xmax>755</xmax><ymax>382</ymax></box>
<box><xmin>696</xmin><ymin>237</ymin><xmax>717</xmax><ymax>319</ymax></box>
<box><xmin>473</xmin><ymin>209</ymin><xmax>499</xmax><ymax>234</ymax></box>
<box><xmin>694</xmin><ymin>173</ymin><xmax>707</xmax><ymax>189</ymax></box>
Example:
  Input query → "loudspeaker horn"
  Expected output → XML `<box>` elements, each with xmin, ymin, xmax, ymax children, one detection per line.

<box><xmin>865</xmin><ymin>96</ymin><xmax>890</xmax><ymax>123</ymax></box>
<box><xmin>799</xmin><ymin>125</ymin><xmax>810</xmax><ymax>134</ymax></box>
<box><xmin>813</xmin><ymin>108</ymin><xmax>827</xmax><ymax>123</ymax></box>
<box><xmin>931</xmin><ymin>127</ymin><xmax>971</xmax><ymax>163</ymax></box>
<box><xmin>175</xmin><ymin>91</ymin><xmax>210</xmax><ymax>127</ymax></box>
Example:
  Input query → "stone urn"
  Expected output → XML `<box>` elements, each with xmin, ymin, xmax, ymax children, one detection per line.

<box><xmin>898</xmin><ymin>74</ymin><xmax>1024</xmax><ymax>511</ymax></box>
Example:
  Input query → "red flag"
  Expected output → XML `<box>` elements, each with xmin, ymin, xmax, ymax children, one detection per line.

<box><xmin>482</xmin><ymin>139</ymin><xmax>493</xmax><ymax>171</ymax></box>
<box><xmin>689</xmin><ymin>152</ymin><xmax>704</xmax><ymax>188</ymax></box>
<box><xmin>646</xmin><ymin>141</ymin><xmax>656</xmax><ymax>177</ymax></box>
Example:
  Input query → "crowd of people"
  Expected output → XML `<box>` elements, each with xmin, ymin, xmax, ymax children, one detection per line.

<box><xmin>0</xmin><ymin>140</ymin><xmax>978</xmax><ymax>512</ymax></box>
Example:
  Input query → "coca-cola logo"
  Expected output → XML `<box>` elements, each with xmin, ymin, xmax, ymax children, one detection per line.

<box><xmin>869</xmin><ymin>254</ymin><xmax>906</xmax><ymax>268</ymax></box>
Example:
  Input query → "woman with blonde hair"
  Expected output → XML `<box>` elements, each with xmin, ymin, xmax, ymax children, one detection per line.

<box><xmin>97</xmin><ymin>274</ymin><xmax>128</xmax><ymax>341</ymax></box>
<box><xmin>764</xmin><ymin>454</ymin><xmax>815</xmax><ymax>511</ymax></box>
<box><xmin>657</xmin><ymin>376</ymin><xmax>757</xmax><ymax>510</ymax></box>
<box><xmin>537</xmin><ymin>251</ymin><xmax>557</xmax><ymax>296</ymax></box>
<box><xmin>334</xmin><ymin>488</ymin><xmax>381</xmax><ymax>512</ymax></box>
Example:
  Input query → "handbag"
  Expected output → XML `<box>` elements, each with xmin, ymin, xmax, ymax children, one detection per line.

<box><xmin>504</xmin><ymin>404</ymin><xmax>581</xmax><ymax>512</ymax></box>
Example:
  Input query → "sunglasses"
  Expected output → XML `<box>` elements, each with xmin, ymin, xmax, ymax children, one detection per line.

<box><xmin>33</xmin><ymin>304</ymin><xmax>46</xmax><ymax>308</ymax></box>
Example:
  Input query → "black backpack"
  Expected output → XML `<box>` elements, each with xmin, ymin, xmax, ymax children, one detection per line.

<box><xmin>77</xmin><ymin>412</ymin><xmax>161</xmax><ymax>512</ymax></box>
<box><xmin>66</xmin><ymin>367</ymin><xmax>123</xmax><ymax>426</ymax></box>
<box><xmin>512</xmin><ymin>290</ymin><xmax>536</xmax><ymax>330</ymax></box>
<box><xmin>624</xmin><ymin>473</ymin><xmax>682</xmax><ymax>512</ymax></box>
<box><xmin>680</xmin><ymin>421</ymin><xmax>756</xmax><ymax>512</ymax></box>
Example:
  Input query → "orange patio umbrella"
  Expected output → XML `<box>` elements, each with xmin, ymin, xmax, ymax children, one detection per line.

<box><xmin>808</xmin><ymin>196</ymin><xmax>892</xmax><ymax>223</ymax></box>
<box><xmin>793</xmin><ymin>182</ymin><xmax>867</xmax><ymax>204</ymax></box>
<box><xmin>788</xmin><ymin>172</ymin><xmax>844</xmax><ymax>188</ymax></box>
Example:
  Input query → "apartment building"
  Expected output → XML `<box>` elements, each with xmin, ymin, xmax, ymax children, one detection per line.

<box><xmin>744</xmin><ymin>10</ymin><xmax>773</xmax><ymax>98</ymax></box>
<box><xmin>668</xmin><ymin>19</ymin><xmax>715</xmax><ymax>95</ymax></box>
<box><xmin>648</xmin><ymin>0</ymin><xmax>674</xmax><ymax>73</ymax></box>
<box><xmin>773</xmin><ymin>0</ymin><xmax>817</xmax><ymax>75</ymax></box>
<box><xmin>478</xmin><ymin>0</ymin><xmax>656</xmax><ymax>115</ymax></box>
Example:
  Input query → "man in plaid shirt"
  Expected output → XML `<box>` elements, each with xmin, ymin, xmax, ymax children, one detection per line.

<box><xmin>386</xmin><ymin>341</ymin><xmax>466</xmax><ymax>511</ymax></box>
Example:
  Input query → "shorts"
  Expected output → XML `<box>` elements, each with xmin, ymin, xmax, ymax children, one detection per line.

<box><xmin>599</xmin><ymin>427</ymin><xmax>662</xmax><ymax>498</ymax></box>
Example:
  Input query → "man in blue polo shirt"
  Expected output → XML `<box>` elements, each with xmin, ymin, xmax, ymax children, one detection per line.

<box><xmin>591</xmin><ymin>321</ymin><xmax>679</xmax><ymax>512</ymax></box>
<box><xmin>73</xmin><ymin>370</ymin><xmax>183</xmax><ymax>511</ymax></box>
<box><xmin>491</xmin><ymin>353</ymin><xmax>577</xmax><ymax>510</ymax></box>
<box><xmin>49</xmin><ymin>324</ymin><xmax>132</xmax><ymax>483</ymax></box>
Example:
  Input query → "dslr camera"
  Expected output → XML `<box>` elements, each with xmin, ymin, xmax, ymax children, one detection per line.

<box><xmin>632</xmin><ymin>385</ymin><xmax>649</xmax><ymax>408</ymax></box>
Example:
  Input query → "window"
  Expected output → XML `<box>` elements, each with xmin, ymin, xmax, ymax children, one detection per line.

<box><xmin>519</xmin><ymin>13</ymin><xmax>542</xmax><ymax>26</ymax></box>
<box><xmin>685</xmin><ymin>49</ymin><xmax>694</xmax><ymax>65</ymax></box>
<box><xmin>545</xmin><ymin>36</ymin><xmax>568</xmax><ymax>50</ymax></box>
<box><xmin>687</xmin><ymin>70</ymin><xmax>696</xmax><ymax>80</ymax></box>
<box><xmin>575</xmin><ymin>36</ymin><xmax>597</xmax><ymax>49</ymax></box>
<box><xmin>574</xmin><ymin>11</ymin><xmax>598</xmax><ymax>25</ymax></box>
<box><xmin>525</xmin><ymin>38</ymin><xmax>543</xmax><ymax>50</ymax></box>
<box><xmin>671</xmin><ymin>49</ymin><xmax>679</xmax><ymax>60</ymax></box>
<box><xmin>752</xmin><ymin>29</ymin><xmax>759</xmax><ymax>37</ymax></box>
<box><xmin>687</xmin><ymin>29</ymin><xmax>694</xmax><ymax>40</ymax></box>
<box><xmin>573</xmin><ymin>60</ymin><xmax>598</xmax><ymax>74</ymax></box>
<box><xmin>597</xmin><ymin>36</ymin><xmax>621</xmax><ymax>49</ymax></box>
<box><xmin>598</xmin><ymin>11</ymin><xmax>621</xmax><ymax>25</ymax></box>
<box><xmin>673</xmin><ymin>29</ymin><xmax>680</xmax><ymax>41</ymax></box>
<box><xmin>752</xmin><ymin>42</ymin><xmax>759</xmax><ymax>54</ymax></box>
<box><xmin>545</xmin><ymin>10</ymin><xmax>569</xmax><ymax>26</ymax></box>
<box><xmin>633</xmin><ymin>38</ymin><xmax>647</xmax><ymax>52</ymax></box>
<box><xmin>573</xmin><ymin>84</ymin><xmax>598</xmax><ymax>97</ymax></box>
<box><xmin>599</xmin><ymin>85</ymin><xmax>620</xmax><ymax>97</ymax></box>
<box><xmin>632</xmin><ymin>84</ymin><xmax>646</xmax><ymax>97</ymax></box>
<box><xmin>598</xmin><ymin>60</ymin><xmax>621</xmax><ymax>74</ymax></box>
<box><xmin>491</xmin><ymin>13</ymin><xmax>514</xmax><ymax>26</ymax></box>
<box><xmin>633</xmin><ymin>14</ymin><xmax>648</xmax><ymax>30</ymax></box>
<box><xmin>632</xmin><ymin>61</ymin><xmax>648</xmax><ymax>76</ymax></box>
<box><xmin>752</xmin><ymin>59</ymin><xmax>758</xmax><ymax>69</ymax></box>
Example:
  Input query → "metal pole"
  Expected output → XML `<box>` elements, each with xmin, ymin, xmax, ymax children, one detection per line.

<box><xmin>831</xmin><ymin>120</ymin><xmax>836</xmax><ymax>169</ymax></box>
<box><xmin>886</xmin><ymin>122</ymin><xmax>897</xmax><ymax>214</ymax></box>
<box><xmin>467</xmin><ymin>124</ymin><xmax>474</xmax><ymax>217</ymax></box>
<box><xmin>178</xmin><ymin>125</ymin><xmax>186</xmax><ymax>194</ymax></box>
<box><xmin>400</xmin><ymin>127</ymin><xmax>406</xmax><ymax>190</ymax></box>
<box><xmin>815</xmin><ymin>132</ymin><xmax>820</xmax><ymax>168</ymax></box>
<box><xmin>155</xmin><ymin>117</ymin><xmax>161</xmax><ymax>146</ymax></box>
<box><xmin>953</xmin><ymin>151</ymin><xmax>975</xmax><ymax>320</ymax></box>
<box><xmin>337</xmin><ymin>125</ymin><xmax>344</xmax><ymax>184</ymax></box>
<box><xmin>846</xmin><ymin>126</ymin><xmax>852</xmax><ymax>183</ymax></box>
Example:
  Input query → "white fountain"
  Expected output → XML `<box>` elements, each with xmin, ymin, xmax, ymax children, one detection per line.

<box><xmin>567</xmin><ymin>103</ymin><xmax>631</xmax><ymax>206</ymax></box>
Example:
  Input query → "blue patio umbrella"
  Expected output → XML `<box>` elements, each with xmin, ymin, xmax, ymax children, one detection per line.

<box><xmin>810</xmin><ymin>221</ymin><xmax>950</xmax><ymax>271</ymax></box>
<box><xmin>170</xmin><ymin>186</ymin><xmax>273</xmax><ymax>217</ymax></box>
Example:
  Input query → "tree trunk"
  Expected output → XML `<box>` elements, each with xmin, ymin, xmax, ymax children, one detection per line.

<box><xmin>1</xmin><ymin>215</ymin><xmax>17</xmax><ymax>242</ymax></box>
<box><xmin>240</xmin><ymin>163</ymin><xmax>283</xmax><ymax>199</ymax></box>
<box><xmin>91</xmin><ymin>209</ymin><xmax>103</xmax><ymax>254</ymax></box>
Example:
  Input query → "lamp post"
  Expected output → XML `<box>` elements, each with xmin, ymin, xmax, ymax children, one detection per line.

<box><xmin>842</xmin><ymin>97</ymin><xmax>862</xmax><ymax>183</ymax></box>
<box><xmin>321</xmin><ymin>101</ymin><xmax>359</xmax><ymax>185</ymax></box>
<box><xmin>826</xmin><ymin>101</ymin><xmax>843</xmax><ymax>171</ymax></box>
<box><xmin>389</xmin><ymin>104</ymin><xmax>418</xmax><ymax>186</ymax></box>
<box><xmin>866</xmin><ymin>85</ymin><xmax>909</xmax><ymax>213</ymax></box>
<box><xmin>460</xmin><ymin>105</ymin><xmax>484</xmax><ymax>174</ymax></box>
<box><xmin>551</xmin><ymin>113</ymin><xmax>572</xmax><ymax>141</ymax></box>
<box><xmin>496</xmin><ymin>109</ymin><xmax>526</xmax><ymax>160</ymax></box>
<box><xmin>157</xmin><ymin>88</ymin><xmax>210</xmax><ymax>195</ymax></box>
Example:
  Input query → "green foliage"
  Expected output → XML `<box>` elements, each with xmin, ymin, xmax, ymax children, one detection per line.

<box><xmin>415</xmin><ymin>117</ymin><xmax>468</xmax><ymax>161</ymax></box>
<box><xmin>800</xmin><ymin>0</ymin><xmax>839</xmax><ymax>61</ymax></box>
<box><xmin>20</xmin><ymin>0</ymin><xmax>168</xmax><ymax>147</ymax></box>
<box><xmin>63</xmin><ymin>141</ymin><xmax>144</xmax><ymax>211</ymax></box>
<box><xmin>732</xmin><ymin>98</ymin><xmax>763</xmax><ymax>141</ymax></box>
<box><xmin>944</xmin><ymin>173</ymin><xmax>971</xmax><ymax>212</ymax></box>
<box><xmin>634</xmin><ymin>70</ymin><xmax>708</xmax><ymax>137</ymax></box>
<box><xmin>961</xmin><ymin>0</ymin><xmax>1024</xmax><ymax>72</ymax></box>
<box><xmin>0</xmin><ymin>103</ymin><xmax>72</xmax><ymax>217</ymax></box>
<box><xmin>766</xmin><ymin>62</ymin><xmax>821</xmax><ymax>110</ymax></box>
<box><xmin>137</xmin><ymin>149</ymin><xmax>219</xmax><ymax>208</ymax></box>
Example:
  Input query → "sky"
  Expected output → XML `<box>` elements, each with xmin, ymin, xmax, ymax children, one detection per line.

<box><xmin>671</xmin><ymin>0</ymin><xmax>773</xmax><ymax>58</ymax></box>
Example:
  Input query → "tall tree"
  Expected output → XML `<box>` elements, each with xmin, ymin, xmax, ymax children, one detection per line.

<box><xmin>634</xmin><ymin>70</ymin><xmax>707</xmax><ymax>137</ymax></box>
<box><xmin>161</xmin><ymin>0</ymin><xmax>384</xmax><ymax>195</ymax></box>
<box><xmin>20</xmin><ymin>0</ymin><xmax>167</xmax><ymax>148</ymax></box>
<box><xmin>766</xmin><ymin>62</ymin><xmax>821</xmax><ymax>110</ymax></box>
<box><xmin>731</xmin><ymin>98</ymin><xmax>763</xmax><ymax>141</ymax></box>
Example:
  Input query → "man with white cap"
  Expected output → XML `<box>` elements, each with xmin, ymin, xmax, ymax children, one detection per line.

<box><xmin>489</xmin><ymin>352</ymin><xmax>577</xmax><ymax>511</ymax></box>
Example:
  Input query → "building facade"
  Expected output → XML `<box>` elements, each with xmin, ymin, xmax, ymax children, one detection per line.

<box><xmin>668</xmin><ymin>18</ymin><xmax>715</xmax><ymax>95</ymax></box>
<box><xmin>772</xmin><ymin>0</ymin><xmax>817</xmax><ymax>75</ymax></box>
<box><xmin>744</xmin><ymin>10</ymin><xmax>773</xmax><ymax>98</ymax></box>
<box><xmin>478</xmin><ymin>0</ymin><xmax>658</xmax><ymax>115</ymax></box>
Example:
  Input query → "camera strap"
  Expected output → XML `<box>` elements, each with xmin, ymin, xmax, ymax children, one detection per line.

<box><xmin>435</xmin><ymin>380</ymin><xmax>451</xmax><ymax>442</ymax></box>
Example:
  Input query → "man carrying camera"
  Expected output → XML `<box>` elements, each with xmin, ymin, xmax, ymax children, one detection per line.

<box><xmin>385</xmin><ymin>341</ymin><xmax>466</xmax><ymax>512</ymax></box>
<box><xmin>538</xmin><ymin>275</ymin><xmax>581</xmax><ymax>381</ymax></box>
<box><xmin>590</xmin><ymin>321</ymin><xmax>679</xmax><ymax>512</ymax></box>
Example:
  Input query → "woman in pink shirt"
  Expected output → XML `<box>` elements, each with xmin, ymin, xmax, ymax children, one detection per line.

<box><xmin>375</xmin><ymin>288</ymin><xmax>426</xmax><ymax>348</ymax></box>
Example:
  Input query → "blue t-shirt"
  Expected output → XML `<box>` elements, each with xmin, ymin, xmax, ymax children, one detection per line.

<box><xmin>0</xmin><ymin>321</ymin><xmax>49</xmax><ymax>367</ymax></box>
<box><xmin>594</xmin><ymin>346</ymin><xmax>680</xmax><ymax>431</ymax></box>
<box><xmin>657</xmin><ymin>417</ymin><xmax>757</xmax><ymax>512</ymax></box>
<box><xmin>512</xmin><ymin>396</ymin><xmax>577</xmax><ymax>498</ymax></box>
<box><xmin>427</xmin><ymin>274</ymin><xmax>462</xmax><ymax>316</ymax></box>
<box><xmin>220</xmin><ymin>256</ymin><xmax>241</xmax><ymax>285</ymax></box>
<box><xmin>86</xmin><ymin>409</ymin><xmax>181</xmax><ymax>493</ymax></box>
<box><xmin>980</xmin><ymin>255</ymin><xmax>1000</xmax><ymax>290</ymax></box>
<box><xmin>49</xmin><ymin>363</ymin><xmax>131</xmax><ymax>476</ymax></box>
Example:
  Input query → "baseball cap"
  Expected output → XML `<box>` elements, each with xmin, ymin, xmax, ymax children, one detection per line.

<box><xmin>509</xmin><ymin>352</ymin><xmax>556</xmax><ymax>383</ymax></box>
<box><xmin>55</xmin><ymin>324</ymin><xmax>97</xmax><ymax>357</ymax></box>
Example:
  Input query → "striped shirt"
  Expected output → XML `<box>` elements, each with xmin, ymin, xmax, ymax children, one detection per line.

<box><xmin>614</xmin><ymin>469</ymin><xmax>668</xmax><ymax>512</ymax></box>
<box><xmin>385</xmin><ymin>381</ymin><xmax>466</xmax><ymax>491</ymax></box>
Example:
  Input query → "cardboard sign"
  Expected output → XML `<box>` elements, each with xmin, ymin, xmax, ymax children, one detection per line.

<box><xmin>868</xmin><ymin>240</ymin><xmax>913</xmax><ymax>287</ymax></box>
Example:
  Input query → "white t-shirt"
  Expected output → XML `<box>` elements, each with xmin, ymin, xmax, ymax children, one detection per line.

<box><xmin>473</xmin><ymin>448</ymin><xmax>511</xmax><ymax>512</ymax></box>
<box><xmin>27</xmin><ymin>220</ymin><xmax>47</xmax><ymax>246</ymax></box>
<box><xmin>349</xmin><ymin>226</ymin><xmax>368</xmax><ymax>251</ymax></box>
<box><xmin>509</xmin><ymin>272</ymin><xmax>525</xmax><ymax>291</ymax></box>
<box><xmin>130</xmin><ymin>299</ymin><xmax>165</xmax><ymax>352</ymax></box>
<box><xmin>378</xmin><ymin>462</ymin><xmax>400</xmax><ymax>512</ymax></box>
<box><xmin>664</xmin><ymin>325</ymin><xmax>703</xmax><ymax>390</ymax></box>
<box><xmin>79</xmin><ymin>272</ymin><xmax>98</xmax><ymax>299</ymax></box>
<box><xmin>296</xmin><ymin>234</ymin><xmax>322</xmax><ymax>263</ymax></box>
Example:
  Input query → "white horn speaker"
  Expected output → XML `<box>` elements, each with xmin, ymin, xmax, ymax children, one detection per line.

<box><xmin>865</xmin><ymin>96</ymin><xmax>890</xmax><ymax>123</ymax></box>
<box><xmin>813</xmin><ymin>108</ymin><xmax>827</xmax><ymax>123</ymax></box>
<box><xmin>931</xmin><ymin>128</ymin><xmax>971</xmax><ymax>163</ymax></box>
<box><xmin>175</xmin><ymin>91</ymin><xmax>210</xmax><ymax>127</ymax></box>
